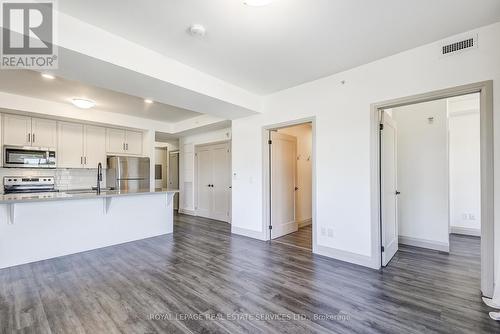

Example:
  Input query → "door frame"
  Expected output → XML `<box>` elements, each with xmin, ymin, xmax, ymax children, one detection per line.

<box><xmin>370</xmin><ymin>81</ymin><xmax>494</xmax><ymax>297</ymax></box>
<box><xmin>262</xmin><ymin>117</ymin><xmax>316</xmax><ymax>250</ymax></box>
<box><xmin>194</xmin><ymin>140</ymin><xmax>231</xmax><ymax>222</ymax></box>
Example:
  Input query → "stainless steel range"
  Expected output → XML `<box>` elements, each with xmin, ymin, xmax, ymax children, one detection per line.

<box><xmin>3</xmin><ymin>176</ymin><xmax>57</xmax><ymax>194</ymax></box>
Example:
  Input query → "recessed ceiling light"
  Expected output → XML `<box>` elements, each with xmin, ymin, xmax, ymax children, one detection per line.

<box><xmin>244</xmin><ymin>0</ymin><xmax>274</xmax><ymax>6</ymax></box>
<box><xmin>41</xmin><ymin>73</ymin><xmax>55</xmax><ymax>79</ymax></box>
<box><xmin>144</xmin><ymin>99</ymin><xmax>154</xmax><ymax>104</ymax></box>
<box><xmin>71</xmin><ymin>98</ymin><xmax>95</xmax><ymax>109</ymax></box>
<box><xmin>189</xmin><ymin>24</ymin><xmax>206</xmax><ymax>37</ymax></box>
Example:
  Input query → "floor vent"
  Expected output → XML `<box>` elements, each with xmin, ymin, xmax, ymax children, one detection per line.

<box><xmin>441</xmin><ymin>35</ymin><xmax>477</xmax><ymax>56</ymax></box>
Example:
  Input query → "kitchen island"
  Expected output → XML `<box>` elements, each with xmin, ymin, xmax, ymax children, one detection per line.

<box><xmin>0</xmin><ymin>189</ymin><xmax>178</xmax><ymax>269</ymax></box>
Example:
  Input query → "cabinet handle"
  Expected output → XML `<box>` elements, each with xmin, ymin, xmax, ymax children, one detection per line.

<box><xmin>28</xmin><ymin>133</ymin><xmax>30</xmax><ymax>143</ymax></box>
<box><xmin>123</xmin><ymin>143</ymin><xmax>125</xmax><ymax>151</ymax></box>
<box><xmin>126</xmin><ymin>143</ymin><xmax>129</xmax><ymax>150</ymax></box>
<box><xmin>81</xmin><ymin>156</ymin><xmax>83</xmax><ymax>165</ymax></box>
<box><xmin>32</xmin><ymin>133</ymin><xmax>35</xmax><ymax>143</ymax></box>
<box><xmin>84</xmin><ymin>156</ymin><xmax>87</xmax><ymax>165</ymax></box>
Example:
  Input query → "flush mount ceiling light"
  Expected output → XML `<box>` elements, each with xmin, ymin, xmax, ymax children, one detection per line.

<box><xmin>244</xmin><ymin>0</ymin><xmax>274</xmax><ymax>6</ymax></box>
<box><xmin>189</xmin><ymin>24</ymin><xmax>206</xmax><ymax>37</ymax></box>
<box><xmin>41</xmin><ymin>73</ymin><xmax>55</xmax><ymax>79</ymax></box>
<box><xmin>144</xmin><ymin>99</ymin><xmax>154</xmax><ymax>104</ymax></box>
<box><xmin>71</xmin><ymin>98</ymin><xmax>95</xmax><ymax>109</ymax></box>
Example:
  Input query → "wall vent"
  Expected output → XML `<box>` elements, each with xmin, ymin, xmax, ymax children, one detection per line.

<box><xmin>441</xmin><ymin>35</ymin><xmax>477</xmax><ymax>56</ymax></box>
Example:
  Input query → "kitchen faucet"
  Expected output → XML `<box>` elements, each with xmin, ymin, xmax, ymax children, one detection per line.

<box><xmin>96</xmin><ymin>162</ymin><xmax>102</xmax><ymax>194</ymax></box>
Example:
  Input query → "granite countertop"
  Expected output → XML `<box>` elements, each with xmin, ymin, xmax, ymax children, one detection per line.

<box><xmin>0</xmin><ymin>188</ymin><xmax>179</xmax><ymax>204</ymax></box>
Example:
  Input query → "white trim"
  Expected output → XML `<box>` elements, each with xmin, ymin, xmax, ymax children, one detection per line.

<box><xmin>315</xmin><ymin>244</ymin><xmax>377</xmax><ymax>269</ymax></box>
<box><xmin>297</xmin><ymin>218</ymin><xmax>312</xmax><ymax>228</ymax></box>
<box><xmin>450</xmin><ymin>226</ymin><xmax>481</xmax><ymax>237</ymax></box>
<box><xmin>399</xmin><ymin>236</ymin><xmax>450</xmax><ymax>253</ymax></box>
<box><xmin>179</xmin><ymin>208</ymin><xmax>196</xmax><ymax>216</ymax></box>
<box><xmin>231</xmin><ymin>226</ymin><xmax>267</xmax><ymax>241</ymax></box>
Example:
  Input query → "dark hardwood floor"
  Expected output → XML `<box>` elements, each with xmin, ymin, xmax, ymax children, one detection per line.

<box><xmin>274</xmin><ymin>224</ymin><xmax>312</xmax><ymax>250</ymax></box>
<box><xmin>0</xmin><ymin>214</ymin><xmax>498</xmax><ymax>333</ymax></box>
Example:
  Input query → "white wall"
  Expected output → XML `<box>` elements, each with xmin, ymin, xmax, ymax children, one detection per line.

<box><xmin>392</xmin><ymin>100</ymin><xmax>449</xmax><ymax>249</ymax></box>
<box><xmin>278</xmin><ymin>124</ymin><xmax>312</xmax><ymax>225</ymax></box>
<box><xmin>179</xmin><ymin>128</ymin><xmax>231</xmax><ymax>214</ymax></box>
<box><xmin>448</xmin><ymin>95</ymin><xmax>481</xmax><ymax>235</ymax></box>
<box><xmin>231</xmin><ymin>22</ymin><xmax>500</xmax><ymax>271</ymax></box>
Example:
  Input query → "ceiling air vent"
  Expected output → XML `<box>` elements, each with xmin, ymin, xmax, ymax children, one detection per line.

<box><xmin>441</xmin><ymin>35</ymin><xmax>477</xmax><ymax>56</ymax></box>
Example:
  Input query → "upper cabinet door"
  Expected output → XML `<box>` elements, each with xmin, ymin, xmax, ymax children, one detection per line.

<box><xmin>3</xmin><ymin>114</ymin><xmax>31</xmax><ymax>146</ymax></box>
<box><xmin>106</xmin><ymin>128</ymin><xmax>126</xmax><ymax>154</ymax></box>
<box><xmin>125</xmin><ymin>130</ymin><xmax>143</xmax><ymax>155</ymax></box>
<box><xmin>57</xmin><ymin>122</ymin><xmax>84</xmax><ymax>168</ymax></box>
<box><xmin>32</xmin><ymin>118</ymin><xmax>57</xmax><ymax>148</ymax></box>
<box><xmin>84</xmin><ymin>125</ymin><xmax>106</xmax><ymax>168</ymax></box>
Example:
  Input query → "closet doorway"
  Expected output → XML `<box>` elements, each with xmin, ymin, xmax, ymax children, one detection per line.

<box><xmin>195</xmin><ymin>142</ymin><xmax>231</xmax><ymax>223</ymax></box>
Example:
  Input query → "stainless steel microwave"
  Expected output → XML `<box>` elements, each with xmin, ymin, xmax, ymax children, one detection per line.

<box><xmin>3</xmin><ymin>146</ymin><xmax>56</xmax><ymax>168</ymax></box>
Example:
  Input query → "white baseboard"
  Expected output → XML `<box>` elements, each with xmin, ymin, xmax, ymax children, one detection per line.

<box><xmin>314</xmin><ymin>244</ymin><xmax>379</xmax><ymax>269</ymax></box>
<box><xmin>231</xmin><ymin>226</ymin><xmax>267</xmax><ymax>241</ymax></box>
<box><xmin>399</xmin><ymin>235</ymin><xmax>449</xmax><ymax>252</ymax></box>
<box><xmin>178</xmin><ymin>208</ymin><xmax>196</xmax><ymax>216</ymax></box>
<box><xmin>450</xmin><ymin>226</ymin><xmax>481</xmax><ymax>237</ymax></box>
<box><xmin>297</xmin><ymin>218</ymin><xmax>312</xmax><ymax>228</ymax></box>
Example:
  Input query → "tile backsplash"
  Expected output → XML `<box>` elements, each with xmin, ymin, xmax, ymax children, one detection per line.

<box><xmin>0</xmin><ymin>168</ymin><xmax>105</xmax><ymax>191</ymax></box>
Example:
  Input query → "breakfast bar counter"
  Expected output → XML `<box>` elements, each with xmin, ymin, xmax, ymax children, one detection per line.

<box><xmin>0</xmin><ymin>189</ymin><xmax>179</xmax><ymax>269</ymax></box>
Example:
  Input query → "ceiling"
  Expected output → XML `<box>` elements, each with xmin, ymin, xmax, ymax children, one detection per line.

<box><xmin>0</xmin><ymin>70</ymin><xmax>202</xmax><ymax>122</ymax></box>
<box><xmin>59</xmin><ymin>0</ymin><xmax>500</xmax><ymax>94</ymax></box>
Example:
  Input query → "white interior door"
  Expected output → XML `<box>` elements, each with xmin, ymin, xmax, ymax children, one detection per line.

<box><xmin>271</xmin><ymin>131</ymin><xmax>297</xmax><ymax>239</ymax></box>
<box><xmin>196</xmin><ymin>147</ymin><xmax>213</xmax><ymax>219</ymax></box>
<box><xmin>381</xmin><ymin>111</ymin><xmax>399</xmax><ymax>266</ymax></box>
<box><xmin>211</xmin><ymin>143</ymin><xmax>230</xmax><ymax>221</ymax></box>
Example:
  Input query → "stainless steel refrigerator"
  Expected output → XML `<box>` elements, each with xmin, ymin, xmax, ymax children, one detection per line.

<box><xmin>106</xmin><ymin>156</ymin><xmax>150</xmax><ymax>191</ymax></box>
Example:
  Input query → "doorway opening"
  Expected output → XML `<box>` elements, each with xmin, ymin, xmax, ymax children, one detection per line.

<box><xmin>375</xmin><ymin>81</ymin><xmax>493</xmax><ymax>297</ymax></box>
<box><xmin>266</xmin><ymin>121</ymin><xmax>313</xmax><ymax>251</ymax></box>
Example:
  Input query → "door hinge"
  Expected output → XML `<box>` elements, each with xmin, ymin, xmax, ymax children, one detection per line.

<box><xmin>268</xmin><ymin>140</ymin><xmax>272</xmax><ymax>145</ymax></box>
<box><xmin>381</xmin><ymin>246</ymin><xmax>385</xmax><ymax>252</ymax></box>
<box><xmin>379</xmin><ymin>123</ymin><xmax>384</xmax><ymax>130</ymax></box>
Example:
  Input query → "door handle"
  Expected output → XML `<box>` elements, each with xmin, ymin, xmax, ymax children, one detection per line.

<box><xmin>395</xmin><ymin>191</ymin><xmax>401</xmax><ymax>195</ymax></box>
<box><xmin>294</xmin><ymin>186</ymin><xmax>299</xmax><ymax>191</ymax></box>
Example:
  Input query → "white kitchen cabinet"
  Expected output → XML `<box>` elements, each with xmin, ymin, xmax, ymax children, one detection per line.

<box><xmin>3</xmin><ymin>114</ymin><xmax>57</xmax><ymax>148</ymax></box>
<box><xmin>3</xmin><ymin>114</ymin><xmax>32</xmax><ymax>146</ymax></box>
<box><xmin>106</xmin><ymin>128</ymin><xmax>142</xmax><ymax>155</ymax></box>
<box><xmin>57</xmin><ymin>122</ymin><xmax>84</xmax><ymax>168</ymax></box>
<box><xmin>84</xmin><ymin>125</ymin><xmax>106</xmax><ymax>168</ymax></box>
<box><xmin>31</xmin><ymin>118</ymin><xmax>57</xmax><ymax>148</ymax></box>
<box><xmin>125</xmin><ymin>130</ymin><xmax>142</xmax><ymax>155</ymax></box>
<box><xmin>106</xmin><ymin>128</ymin><xmax>126</xmax><ymax>154</ymax></box>
<box><xmin>58</xmin><ymin>122</ymin><xmax>107</xmax><ymax>168</ymax></box>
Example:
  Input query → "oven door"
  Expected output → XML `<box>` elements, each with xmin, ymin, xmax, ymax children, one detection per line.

<box><xmin>3</xmin><ymin>147</ymin><xmax>56</xmax><ymax>168</ymax></box>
